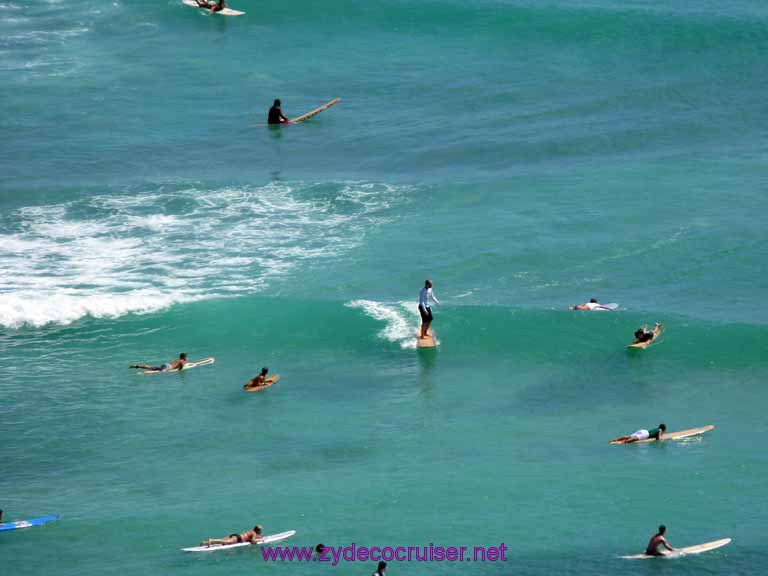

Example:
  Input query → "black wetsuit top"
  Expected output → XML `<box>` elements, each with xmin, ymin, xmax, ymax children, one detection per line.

<box><xmin>268</xmin><ymin>105</ymin><xmax>284</xmax><ymax>124</ymax></box>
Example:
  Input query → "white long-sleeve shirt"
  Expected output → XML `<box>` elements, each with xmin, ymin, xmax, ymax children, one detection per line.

<box><xmin>419</xmin><ymin>287</ymin><xmax>440</xmax><ymax>309</ymax></box>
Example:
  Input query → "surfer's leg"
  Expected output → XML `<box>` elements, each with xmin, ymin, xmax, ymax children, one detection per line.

<box><xmin>130</xmin><ymin>364</ymin><xmax>154</xmax><ymax>370</ymax></box>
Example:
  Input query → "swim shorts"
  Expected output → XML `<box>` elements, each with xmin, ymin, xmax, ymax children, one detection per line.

<box><xmin>630</xmin><ymin>430</ymin><xmax>650</xmax><ymax>441</ymax></box>
<box><xmin>418</xmin><ymin>305</ymin><xmax>433</xmax><ymax>323</ymax></box>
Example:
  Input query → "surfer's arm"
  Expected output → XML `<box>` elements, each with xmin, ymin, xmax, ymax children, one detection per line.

<box><xmin>661</xmin><ymin>537</ymin><xmax>673</xmax><ymax>551</ymax></box>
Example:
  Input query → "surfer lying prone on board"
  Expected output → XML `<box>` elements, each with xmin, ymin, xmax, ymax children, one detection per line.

<box><xmin>613</xmin><ymin>424</ymin><xmax>667</xmax><ymax>444</ymax></box>
<box><xmin>571</xmin><ymin>298</ymin><xmax>611</xmax><ymax>311</ymax></box>
<box><xmin>201</xmin><ymin>524</ymin><xmax>262</xmax><ymax>547</ymax></box>
<box><xmin>645</xmin><ymin>525</ymin><xmax>675</xmax><ymax>556</ymax></box>
<box><xmin>268</xmin><ymin>99</ymin><xmax>290</xmax><ymax>124</ymax></box>
<box><xmin>130</xmin><ymin>353</ymin><xmax>187</xmax><ymax>372</ymax></box>
<box><xmin>633</xmin><ymin>323</ymin><xmax>661</xmax><ymax>344</ymax></box>
<box><xmin>195</xmin><ymin>0</ymin><xmax>226</xmax><ymax>12</ymax></box>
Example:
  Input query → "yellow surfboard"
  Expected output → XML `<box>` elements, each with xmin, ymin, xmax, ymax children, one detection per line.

<box><xmin>416</xmin><ymin>328</ymin><xmax>436</xmax><ymax>349</ymax></box>
<box><xmin>288</xmin><ymin>98</ymin><xmax>341</xmax><ymax>123</ymax></box>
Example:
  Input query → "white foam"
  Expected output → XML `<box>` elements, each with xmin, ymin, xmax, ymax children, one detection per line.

<box><xmin>346</xmin><ymin>299</ymin><xmax>423</xmax><ymax>350</ymax></box>
<box><xmin>0</xmin><ymin>182</ymin><xmax>404</xmax><ymax>328</ymax></box>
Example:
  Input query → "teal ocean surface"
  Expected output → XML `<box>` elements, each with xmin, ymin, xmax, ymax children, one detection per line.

<box><xmin>1</xmin><ymin>1</ymin><xmax>767</xmax><ymax>574</ymax></box>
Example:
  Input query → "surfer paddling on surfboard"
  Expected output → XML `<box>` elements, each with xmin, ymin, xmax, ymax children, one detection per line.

<box><xmin>644</xmin><ymin>525</ymin><xmax>675</xmax><ymax>556</ymax></box>
<box><xmin>268</xmin><ymin>99</ymin><xmax>290</xmax><ymax>125</ymax></box>
<box><xmin>633</xmin><ymin>323</ymin><xmax>661</xmax><ymax>344</ymax></box>
<box><xmin>612</xmin><ymin>424</ymin><xmax>666</xmax><ymax>444</ymax></box>
<box><xmin>201</xmin><ymin>524</ymin><xmax>263</xmax><ymax>547</ymax></box>
<box><xmin>418</xmin><ymin>280</ymin><xmax>440</xmax><ymax>339</ymax></box>
<box><xmin>570</xmin><ymin>298</ymin><xmax>615</xmax><ymax>311</ymax></box>
<box><xmin>130</xmin><ymin>353</ymin><xmax>187</xmax><ymax>373</ymax></box>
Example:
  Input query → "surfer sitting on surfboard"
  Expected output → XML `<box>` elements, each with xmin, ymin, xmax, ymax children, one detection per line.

<box><xmin>613</xmin><ymin>424</ymin><xmax>666</xmax><ymax>444</ymax></box>
<box><xmin>268</xmin><ymin>99</ymin><xmax>290</xmax><ymax>124</ymax></box>
<box><xmin>201</xmin><ymin>524</ymin><xmax>263</xmax><ymax>547</ymax></box>
<box><xmin>419</xmin><ymin>280</ymin><xmax>440</xmax><ymax>339</ymax></box>
<box><xmin>246</xmin><ymin>367</ymin><xmax>270</xmax><ymax>388</ymax></box>
<box><xmin>645</xmin><ymin>525</ymin><xmax>675</xmax><ymax>556</ymax></box>
<box><xmin>633</xmin><ymin>323</ymin><xmax>661</xmax><ymax>344</ymax></box>
<box><xmin>195</xmin><ymin>0</ymin><xmax>226</xmax><ymax>12</ymax></box>
<box><xmin>130</xmin><ymin>353</ymin><xmax>187</xmax><ymax>373</ymax></box>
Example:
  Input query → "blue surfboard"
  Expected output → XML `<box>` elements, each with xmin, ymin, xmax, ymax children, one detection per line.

<box><xmin>0</xmin><ymin>514</ymin><xmax>59</xmax><ymax>531</ymax></box>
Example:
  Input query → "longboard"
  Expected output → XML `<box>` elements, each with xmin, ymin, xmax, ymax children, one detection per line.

<box><xmin>140</xmin><ymin>357</ymin><xmax>215</xmax><ymax>375</ymax></box>
<box><xmin>416</xmin><ymin>328</ymin><xmax>437</xmax><ymax>349</ymax></box>
<box><xmin>182</xmin><ymin>0</ymin><xmax>245</xmax><ymax>16</ymax></box>
<box><xmin>609</xmin><ymin>425</ymin><xmax>715</xmax><ymax>445</ymax></box>
<box><xmin>288</xmin><ymin>98</ymin><xmax>341</xmax><ymax>123</ymax></box>
<box><xmin>183</xmin><ymin>529</ymin><xmax>296</xmax><ymax>552</ymax></box>
<box><xmin>0</xmin><ymin>514</ymin><xmax>59</xmax><ymax>532</ymax></box>
<box><xmin>622</xmin><ymin>538</ymin><xmax>731</xmax><ymax>559</ymax></box>
<box><xmin>244</xmin><ymin>374</ymin><xmax>281</xmax><ymax>392</ymax></box>
<box><xmin>628</xmin><ymin>325</ymin><xmax>662</xmax><ymax>349</ymax></box>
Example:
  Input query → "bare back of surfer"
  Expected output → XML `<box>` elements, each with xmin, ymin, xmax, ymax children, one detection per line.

<box><xmin>418</xmin><ymin>279</ymin><xmax>440</xmax><ymax>339</ymax></box>
<box><xmin>645</xmin><ymin>525</ymin><xmax>674</xmax><ymax>556</ymax></box>
<box><xmin>268</xmin><ymin>99</ymin><xmax>289</xmax><ymax>124</ymax></box>
<box><xmin>130</xmin><ymin>352</ymin><xmax>187</xmax><ymax>372</ymax></box>
<box><xmin>201</xmin><ymin>524</ymin><xmax>263</xmax><ymax>547</ymax></box>
<box><xmin>195</xmin><ymin>0</ymin><xmax>226</xmax><ymax>12</ymax></box>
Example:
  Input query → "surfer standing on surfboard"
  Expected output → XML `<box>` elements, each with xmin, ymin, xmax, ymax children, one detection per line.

<box><xmin>645</xmin><ymin>525</ymin><xmax>675</xmax><ymax>556</ymax></box>
<box><xmin>268</xmin><ymin>99</ymin><xmax>290</xmax><ymax>124</ymax></box>
<box><xmin>418</xmin><ymin>280</ymin><xmax>440</xmax><ymax>339</ymax></box>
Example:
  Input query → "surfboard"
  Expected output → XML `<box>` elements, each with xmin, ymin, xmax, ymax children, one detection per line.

<box><xmin>140</xmin><ymin>357</ymin><xmax>215</xmax><ymax>375</ymax></box>
<box><xmin>622</xmin><ymin>538</ymin><xmax>731</xmax><ymax>559</ymax></box>
<box><xmin>288</xmin><ymin>98</ymin><xmax>341</xmax><ymax>123</ymax></box>
<box><xmin>0</xmin><ymin>514</ymin><xmax>59</xmax><ymax>532</ymax></box>
<box><xmin>182</xmin><ymin>0</ymin><xmax>245</xmax><ymax>16</ymax></box>
<box><xmin>182</xmin><ymin>529</ymin><xmax>296</xmax><ymax>552</ymax></box>
<box><xmin>628</xmin><ymin>325</ymin><xmax>662</xmax><ymax>349</ymax></box>
<box><xmin>609</xmin><ymin>425</ymin><xmax>715</xmax><ymax>445</ymax></box>
<box><xmin>244</xmin><ymin>374</ymin><xmax>281</xmax><ymax>392</ymax></box>
<box><xmin>416</xmin><ymin>328</ymin><xmax>437</xmax><ymax>349</ymax></box>
<box><xmin>570</xmin><ymin>303</ymin><xmax>619</xmax><ymax>311</ymax></box>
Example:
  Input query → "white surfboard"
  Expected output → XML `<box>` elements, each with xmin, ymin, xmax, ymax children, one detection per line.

<box><xmin>183</xmin><ymin>529</ymin><xmax>296</xmax><ymax>552</ymax></box>
<box><xmin>182</xmin><ymin>0</ymin><xmax>245</xmax><ymax>16</ymax></box>
<box><xmin>139</xmin><ymin>357</ymin><xmax>215</xmax><ymax>375</ymax></box>
<box><xmin>622</xmin><ymin>538</ymin><xmax>731</xmax><ymax>559</ymax></box>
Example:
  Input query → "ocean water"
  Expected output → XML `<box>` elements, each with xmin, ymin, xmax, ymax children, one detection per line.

<box><xmin>1</xmin><ymin>1</ymin><xmax>767</xmax><ymax>574</ymax></box>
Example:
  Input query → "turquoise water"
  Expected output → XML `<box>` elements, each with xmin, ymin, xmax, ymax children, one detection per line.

<box><xmin>2</xmin><ymin>0</ymin><xmax>767</xmax><ymax>574</ymax></box>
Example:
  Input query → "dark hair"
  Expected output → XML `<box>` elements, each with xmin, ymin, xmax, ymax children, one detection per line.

<box><xmin>180</xmin><ymin>353</ymin><xmax>187</xmax><ymax>359</ymax></box>
<box><xmin>425</xmin><ymin>279</ymin><xmax>432</xmax><ymax>287</ymax></box>
<box><xmin>658</xmin><ymin>525</ymin><xmax>666</xmax><ymax>534</ymax></box>
<box><xmin>589</xmin><ymin>298</ymin><xmax>597</xmax><ymax>303</ymax></box>
<box><xmin>377</xmin><ymin>561</ymin><xmax>387</xmax><ymax>571</ymax></box>
<box><xmin>315</xmin><ymin>543</ymin><xmax>326</xmax><ymax>553</ymax></box>
<box><xmin>254</xmin><ymin>525</ymin><xmax>263</xmax><ymax>533</ymax></box>
<box><xmin>659</xmin><ymin>424</ymin><xmax>667</xmax><ymax>431</ymax></box>
<box><xmin>274</xmin><ymin>99</ymin><xmax>281</xmax><ymax>106</ymax></box>
<box><xmin>261</xmin><ymin>367</ymin><xmax>269</xmax><ymax>374</ymax></box>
